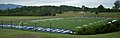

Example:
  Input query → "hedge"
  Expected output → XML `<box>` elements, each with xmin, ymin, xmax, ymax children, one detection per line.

<box><xmin>74</xmin><ymin>19</ymin><xmax>120</xmax><ymax>35</ymax></box>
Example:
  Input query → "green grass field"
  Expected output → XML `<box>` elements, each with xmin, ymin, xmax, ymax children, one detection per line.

<box><xmin>0</xmin><ymin>16</ymin><xmax>106</xmax><ymax>30</ymax></box>
<box><xmin>0</xmin><ymin>29</ymin><xmax>120</xmax><ymax>38</ymax></box>
<box><xmin>23</xmin><ymin>17</ymin><xmax>105</xmax><ymax>30</ymax></box>
<box><xmin>0</xmin><ymin>12</ymin><xmax>120</xmax><ymax>38</ymax></box>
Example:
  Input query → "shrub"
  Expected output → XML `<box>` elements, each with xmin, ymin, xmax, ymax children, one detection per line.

<box><xmin>75</xmin><ymin>19</ymin><xmax>120</xmax><ymax>35</ymax></box>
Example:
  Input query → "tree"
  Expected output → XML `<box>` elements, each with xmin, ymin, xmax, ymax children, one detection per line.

<box><xmin>97</xmin><ymin>5</ymin><xmax>104</xmax><ymax>9</ymax></box>
<box><xmin>0</xmin><ymin>10</ymin><xmax>2</xmax><ymax>13</ymax></box>
<box><xmin>0</xmin><ymin>5</ymin><xmax>81</xmax><ymax>16</ymax></box>
<box><xmin>97</xmin><ymin>5</ymin><xmax>105</xmax><ymax>12</ymax></box>
<box><xmin>113</xmin><ymin>0</ymin><xmax>120</xmax><ymax>10</ymax></box>
<box><xmin>95</xmin><ymin>11</ymin><xmax>98</xmax><ymax>15</ymax></box>
<box><xmin>82</xmin><ymin>5</ymin><xmax>89</xmax><ymax>12</ymax></box>
<box><xmin>82</xmin><ymin>5</ymin><xmax>85</xmax><ymax>12</ymax></box>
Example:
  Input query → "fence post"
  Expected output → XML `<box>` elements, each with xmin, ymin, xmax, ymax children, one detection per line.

<box><xmin>50</xmin><ymin>22</ymin><xmax>52</xmax><ymax>33</ymax></box>
<box><xmin>34</xmin><ymin>22</ymin><xmax>37</xmax><ymax>32</ymax></box>
<box><xmin>10</xmin><ymin>20</ymin><xmax>12</xmax><ymax>29</ymax></box>
<box><xmin>1</xmin><ymin>20</ymin><xmax>3</xmax><ymax>29</ymax></box>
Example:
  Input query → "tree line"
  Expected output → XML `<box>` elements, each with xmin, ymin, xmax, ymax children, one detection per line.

<box><xmin>0</xmin><ymin>0</ymin><xmax>120</xmax><ymax>16</ymax></box>
<box><xmin>0</xmin><ymin>5</ymin><xmax>80</xmax><ymax>16</ymax></box>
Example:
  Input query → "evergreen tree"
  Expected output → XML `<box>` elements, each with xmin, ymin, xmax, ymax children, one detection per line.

<box><xmin>97</xmin><ymin>5</ymin><xmax>105</xmax><ymax>12</ymax></box>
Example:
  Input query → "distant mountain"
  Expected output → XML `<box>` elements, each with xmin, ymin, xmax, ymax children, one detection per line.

<box><xmin>0</xmin><ymin>4</ymin><xmax>22</xmax><ymax>10</ymax></box>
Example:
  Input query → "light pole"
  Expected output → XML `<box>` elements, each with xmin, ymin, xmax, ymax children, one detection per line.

<box><xmin>21</xmin><ymin>21</ymin><xmax>23</xmax><ymax>30</ymax></box>
<box><xmin>18</xmin><ymin>21</ymin><xmax>23</xmax><ymax>30</ymax></box>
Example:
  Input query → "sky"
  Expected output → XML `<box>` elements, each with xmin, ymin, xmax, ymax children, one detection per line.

<box><xmin>0</xmin><ymin>0</ymin><xmax>117</xmax><ymax>8</ymax></box>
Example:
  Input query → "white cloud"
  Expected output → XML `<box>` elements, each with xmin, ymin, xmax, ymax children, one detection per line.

<box><xmin>0</xmin><ymin>0</ymin><xmax>117</xmax><ymax>8</ymax></box>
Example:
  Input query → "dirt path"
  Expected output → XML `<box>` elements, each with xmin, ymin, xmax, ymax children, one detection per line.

<box><xmin>1</xmin><ymin>15</ymin><xmax>120</xmax><ymax>22</ymax></box>
<box><xmin>1</xmin><ymin>16</ymin><xmax>69</xmax><ymax>22</ymax></box>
